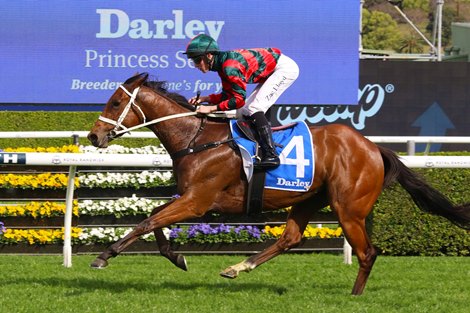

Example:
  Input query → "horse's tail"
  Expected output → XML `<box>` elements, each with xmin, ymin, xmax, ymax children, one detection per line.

<box><xmin>378</xmin><ymin>145</ymin><xmax>470</xmax><ymax>230</ymax></box>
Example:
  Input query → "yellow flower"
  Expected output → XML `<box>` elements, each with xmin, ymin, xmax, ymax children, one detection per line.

<box><xmin>3</xmin><ymin>145</ymin><xmax>81</xmax><ymax>153</ymax></box>
<box><xmin>0</xmin><ymin>173</ymin><xmax>76</xmax><ymax>189</ymax></box>
<box><xmin>263</xmin><ymin>224</ymin><xmax>342</xmax><ymax>239</ymax></box>
<box><xmin>1</xmin><ymin>227</ymin><xmax>83</xmax><ymax>245</ymax></box>
<box><xmin>0</xmin><ymin>201</ymin><xmax>79</xmax><ymax>218</ymax></box>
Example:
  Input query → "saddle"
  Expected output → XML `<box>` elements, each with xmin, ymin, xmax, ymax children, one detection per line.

<box><xmin>235</xmin><ymin>119</ymin><xmax>296</xmax><ymax>150</ymax></box>
<box><xmin>234</xmin><ymin>119</ymin><xmax>298</xmax><ymax>216</ymax></box>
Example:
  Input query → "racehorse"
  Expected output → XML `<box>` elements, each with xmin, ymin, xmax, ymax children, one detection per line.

<box><xmin>87</xmin><ymin>72</ymin><xmax>470</xmax><ymax>295</ymax></box>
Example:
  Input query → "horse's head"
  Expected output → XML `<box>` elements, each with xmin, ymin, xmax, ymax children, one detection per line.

<box><xmin>88</xmin><ymin>72</ymin><xmax>149</xmax><ymax>148</ymax></box>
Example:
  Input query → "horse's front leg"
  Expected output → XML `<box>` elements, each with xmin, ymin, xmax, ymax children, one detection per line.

<box><xmin>91</xmin><ymin>196</ymin><xmax>205</xmax><ymax>268</ymax></box>
<box><xmin>154</xmin><ymin>227</ymin><xmax>188</xmax><ymax>271</ymax></box>
<box><xmin>150</xmin><ymin>199</ymin><xmax>188</xmax><ymax>271</ymax></box>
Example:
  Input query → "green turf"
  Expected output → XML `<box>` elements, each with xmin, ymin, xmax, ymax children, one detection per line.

<box><xmin>0</xmin><ymin>254</ymin><xmax>468</xmax><ymax>313</ymax></box>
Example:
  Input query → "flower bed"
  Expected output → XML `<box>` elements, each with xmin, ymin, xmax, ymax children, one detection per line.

<box><xmin>0</xmin><ymin>173</ymin><xmax>79</xmax><ymax>189</ymax></box>
<box><xmin>0</xmin><ymin>224</ymin><xmax>342</xmax><ymax>246</ymax></box>
<box><xmin>78</xmin><ymin>171</ymin><xmax>174</xmax><ymax>189</ymax></box>
<box><xmin>169</xmin><ymin>223</ymin><xmax>342</xmax><ymax>244</ymax></box>
<box><xmin>0</xmin><ymin>196</ymin><xmax>165</xmax><ymax>218</ymax></box>
<box><xmin>0</xmin><ymin>144</ymin><xmax>343</xmax><ymax>253</ymax></box>
<box><xmin>1</xmin><ymin>228</ymin><xmax>82</xmax><ymax>245</ymax></box>
<box><xmin>2</xmin><ymin>145</ymin><xmax>79</xmax><ymax>153</ymax></box>
<box><xmin>0</xmin><ymin>171</ymin><xmax>173</xmax><ymax>190</ymax></box>
<box><xmin>79</xmin><ymin>144</ymin><xmax>167</xmax><ymax>155</ymax></box>
<box><xmin>3</xmin><ymin>144</ymin><xmax>165</xmax><ymax>154</ymax></box>
<box><xmin>78</xmin><ymin>196</ymin><xmax>166</xmax><ymax>217</ymax></box>
<box><xmin>0</xmin><ymin>201</ymin><xmax>79</xmax><ymax>218</ymax></box>
<box><xmin>0</xmin><ymin>197</ymin><xmax>342</xmax><ymax>248</ymax></box>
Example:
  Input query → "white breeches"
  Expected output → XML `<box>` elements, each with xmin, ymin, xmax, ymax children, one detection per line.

<box><xmin>237</xmin><ymin>54</ymin><xmax>299</xmax><ymax>117</ymax></box>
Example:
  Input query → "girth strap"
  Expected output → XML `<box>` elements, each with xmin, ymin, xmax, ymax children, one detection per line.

<box><xmin>170</xmin><ymin>138</ymin><xmax>236</xmax><ymax>159</ymax></box>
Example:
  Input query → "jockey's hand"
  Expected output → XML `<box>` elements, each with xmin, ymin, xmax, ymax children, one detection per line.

<box><xmin>189</xmin><ymin>95</ymin><xmax>210</xmax><ymax>106</ymax></box>
<box><xmin>196</xmin><ymin>104</ymin><xmax>218</xmax><ymax>114</ymax></box>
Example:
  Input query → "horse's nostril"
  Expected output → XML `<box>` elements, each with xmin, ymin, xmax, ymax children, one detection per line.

<box><xmin>87</xmin><ymin>133</ymin><xmax>98</xmax><ymax>145</ymax></box>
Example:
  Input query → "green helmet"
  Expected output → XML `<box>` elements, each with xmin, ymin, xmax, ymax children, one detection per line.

<box><xmin>184</xmin><ymin>34</ymin><xmax>219</xmax><ymax>58</ymax></box>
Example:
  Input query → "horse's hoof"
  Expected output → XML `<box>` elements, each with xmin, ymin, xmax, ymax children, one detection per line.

<box><xmin>176</xmin><ymin>254</ymin><xmax>188</xmax><ymax>271</ymax></box>
<box><xmin>220</xmin><ymin>268</ymin><xmax>238</xmax><ymax>279</ymax></box>
<box><xmin>90</xmin><ymin>257</ymin><xmax>108</xmax><ymax>269</ymax></box>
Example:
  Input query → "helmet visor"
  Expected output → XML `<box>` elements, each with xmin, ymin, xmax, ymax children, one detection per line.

<box><xmin>190</xmin><ymin>55</ymin><xmax>204</xmax><ymax>64</ymax></box>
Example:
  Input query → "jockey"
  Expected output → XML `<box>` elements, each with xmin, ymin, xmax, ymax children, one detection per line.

<box><xmin>184</xmin><ymin>33</ymin><xmax>299</xmax><ymax>168</ymax></box>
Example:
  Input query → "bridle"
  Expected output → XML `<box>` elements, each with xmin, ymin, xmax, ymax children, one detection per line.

<box><xmin>98</xmin><ymin>85</ymin><xmax>197</xmax><ymax>139</ymax></box>
<box><xmin>97</xmin><ymin>85</ymin><xmax>236</xmax><ymax>158</ymax></box>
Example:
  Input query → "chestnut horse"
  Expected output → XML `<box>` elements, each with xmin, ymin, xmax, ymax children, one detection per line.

<box><xmin>88</xmin><ymin>73</ymin><xmax>470</xmax><ymax>295</ymax></box>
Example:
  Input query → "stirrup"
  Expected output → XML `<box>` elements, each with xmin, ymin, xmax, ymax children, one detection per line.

<box><xmin>254</xmin><ymin>156</ymin><xmax>280</xmax><ymax>169</ymax></box>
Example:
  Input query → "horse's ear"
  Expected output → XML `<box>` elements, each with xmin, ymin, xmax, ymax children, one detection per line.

<box><xmin>124</xmin><ymin>72</ymin><xmax>149</xmax><ymax>86</ymax></box>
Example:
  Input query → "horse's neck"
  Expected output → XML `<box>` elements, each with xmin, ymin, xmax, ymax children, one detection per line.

<box><xmin>142</xmin><ymin>109</ymin><xmax>192</xmax><ymax>154</ymax></box>
<box><xmin>140</xmin><ymin>89</ymin><xmax>229</xmax><ymax>156</ymax></box>
<box><xmin>151</xmin><ymin>117</ymin><xmax>199</xmax><ymax>153</ymax></box>
<box><xmin>150</xmin><ymin>117</ymin><xmax>229</xmax><ymax>157</ymax></box>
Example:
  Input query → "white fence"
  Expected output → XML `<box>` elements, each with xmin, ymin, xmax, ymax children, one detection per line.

<box><xmin>1</xmin><ymin>131</ymin><xmax>469</xmax><ymax>155</ymax></box>
<box><xmin>1</xmin><ymin>131</ymin><xmax>470</xmax><ymax>267</ymax></box>
<box><xmin>367</xmin><ymin>136</ymin><xmax>470</xmax><ymax>155</ymax></box>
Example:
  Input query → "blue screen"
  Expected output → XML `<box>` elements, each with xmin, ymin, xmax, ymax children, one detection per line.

<box><xmin>0</xmin><ymin>1</ymin><xmax>359</xmax><ymax>109</ymax></box>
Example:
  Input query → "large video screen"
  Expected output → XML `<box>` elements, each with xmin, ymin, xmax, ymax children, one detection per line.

<box><xmin>0</xmin><ymin>1</ymin><xmax>359</xmax><ymax>109</ymax></box>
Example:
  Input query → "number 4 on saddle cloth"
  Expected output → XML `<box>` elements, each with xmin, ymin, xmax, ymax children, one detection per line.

<box><xmin>229</xmin><ymin>119</ymin><xmax>315</xmax><ymax>214</ymax></box>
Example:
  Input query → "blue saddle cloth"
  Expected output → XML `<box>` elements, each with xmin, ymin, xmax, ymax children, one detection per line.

<box><xmin>229</xmin><ymin>120</ymin><xmax>314</xmax><ymax>192</ymax></box>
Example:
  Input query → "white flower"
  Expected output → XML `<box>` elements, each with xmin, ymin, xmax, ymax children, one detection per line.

<box><xmin>77</xmin><ymin>227</ymin><xmax>157</xmax><ymax>244</ymax></box>
<box><xmin>78</xmin><ymin>170</ymin><xmax>173</xmax><ymax>188</ymax></box>
<box><xmin>162</xmin><ymin>227</ymin><xmax>171</xmax><ymax>240</ymax></box>
<box><xmin>80</xmin><ymin>145</ymin><xmax>168</xmax><ymax>155</ymax></box>
<box><xmin>78</xmin><ymin>197</ymin><xmax>167</xmax><ymax>216</ymax></box>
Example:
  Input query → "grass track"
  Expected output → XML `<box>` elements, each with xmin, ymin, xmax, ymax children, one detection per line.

<box><xmin>0</xmin><ymin>254</ymin><xmax>468</xmax><ymax>313</ymax></box>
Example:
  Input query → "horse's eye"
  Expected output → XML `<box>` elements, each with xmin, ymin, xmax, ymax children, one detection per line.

<box><xmin>112</xmin><ymin>101</ymin><xmax>120</xmax><ymax>107</ymax></box>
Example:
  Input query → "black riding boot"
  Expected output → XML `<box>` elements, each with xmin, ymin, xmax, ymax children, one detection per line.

<box><xmin>252</xmin><ymin>112</ymin><xmax>280</xmax><ymax>168</ymax></box>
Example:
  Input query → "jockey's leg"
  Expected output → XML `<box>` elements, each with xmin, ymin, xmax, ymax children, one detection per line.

<box><xmin>252</xmin><ymin>111</ymin><xmax>279</xmax><ymax>168</ymax></box>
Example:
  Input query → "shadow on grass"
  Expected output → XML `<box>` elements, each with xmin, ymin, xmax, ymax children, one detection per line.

<box><xmin>2</xmin><ymin>276</ymin><xmax>289</xmax><ymax>295</ymax></box>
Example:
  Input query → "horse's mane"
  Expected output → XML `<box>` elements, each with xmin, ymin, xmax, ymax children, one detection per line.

<box><xmin>143</xmin><ymin>79</ymin><xmax>196</xmax><ymax>112</ymax></box>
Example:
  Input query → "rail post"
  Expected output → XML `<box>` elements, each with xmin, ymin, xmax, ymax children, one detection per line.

<box><xmin>407</xmin><ymin>140</ymin><xmax>415</xmax><ymax>155</ymax></box>
<box><xmin>343</xmin><ymin>239</ymin><xmax>352</xmax><ymax>265</ymax></box>
<box><xmin>63</xmin><ymin>165</ymin><xmax>77</xmax><ymax>268</ymax></box>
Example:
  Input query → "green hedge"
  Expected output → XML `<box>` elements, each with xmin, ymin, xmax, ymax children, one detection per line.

<box><xmin>0</xmin><ymin>111</ymin><xmax>158</xmax><ymax>148</ymax></box>
<box><xmin>372</xmin><ymin>168</ymin><xmax>470</xmax><ymax>256</ymax></box>
<box><xmin>1</xmin><ymin>111</ymin><xmax>469</xmax><ymax>256</ymax></box>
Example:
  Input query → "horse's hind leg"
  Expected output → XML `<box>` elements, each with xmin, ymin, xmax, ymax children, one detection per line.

<box><xmin>220</xmin><ymin>198</ymin><xmax>326</xmax><ymax>278</ymax></box>
<box><xmin>341</xmin><ymin>217</ymin><xmax>377</xmax><ymax>295</ymax></box>
<box><xmin>330</xmin><ymin>187</ymin><xmax>380</xmax><ymax>295</ymax></box>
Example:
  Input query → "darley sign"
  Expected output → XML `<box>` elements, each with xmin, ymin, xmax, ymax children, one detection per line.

<box><xmin>95</xmin><ymin>9</ymin><xmax>225</xmax><ymax>40</ymax></box>
<box><xmin>1</xmin><ymin>1</ymin><xmax>359</xmax><ymax>108</ymax></box>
